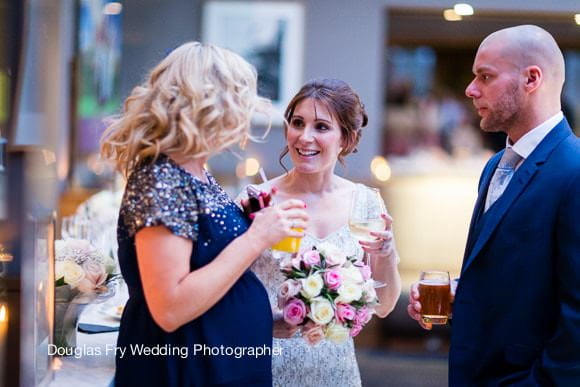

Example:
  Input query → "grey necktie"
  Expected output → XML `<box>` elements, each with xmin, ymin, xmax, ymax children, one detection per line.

<box><xmin>485</xmin><ymin>148</ymin><xmax>523</xmax><ymax>211</ymax></box>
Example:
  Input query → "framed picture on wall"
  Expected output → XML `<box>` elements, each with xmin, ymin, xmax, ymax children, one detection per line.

<box><xmin>74</xmin><ymin>0</ymin><xmax>122</xmax><ymax>187</ymax></box>
<box><xmin>202</xmin><ymin>1</ymin><xmax>304</xmax><ymax>120</ymax></box>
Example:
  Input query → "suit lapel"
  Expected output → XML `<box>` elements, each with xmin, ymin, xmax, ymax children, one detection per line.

<box><xmin>461</xmin><ymin>119</ymin><xmax>573</xmax><ymax>275</ymax></box>
<box><xmin>463</xmin><ymin>155</ymin><xmax>500</xmax><ymax>261</ymax></box>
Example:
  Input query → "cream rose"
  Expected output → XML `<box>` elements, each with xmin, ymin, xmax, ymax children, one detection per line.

<box><xmin>336</xmin><ymin>282</ymin><xmax>363</xmax><ymax>304</ymax></box>
<box><xmin>61</xmin><ymin>260</ymin><xmax>86</xmax><ymax>287</ymax></box>
<box><xmin>300</xmin><ymin>274</ymin><xmax>324</xmax><ymax>299</ymax></box>
<box><xmin>340</xmin><ymin>264</ymin><xmax>363</xmax><ymax>284</ymax></box>
<box><xmin>362</xmin><ymin>280</ymin><xmax>377</xmax><ymax>303</ymax></box>
<box><xmin>317</xmin><ymin>242</ymin><xmax>347</xmax><ymax>266</ymax></box>
<box><xmin>325</xmin><ymin>322</ymin><xmax>350</xmax><ymax>343</ymax></box>
<box><xmin>309</xmin><ymin>297</ymin><xmax>334</xmax><ymax>325</ymax></box>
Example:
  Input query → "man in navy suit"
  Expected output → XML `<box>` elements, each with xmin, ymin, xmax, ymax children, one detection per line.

<box><xmin>408</xmin><ymin>25</ymin><xmax>580</xmax><ymax>385</ymax></box>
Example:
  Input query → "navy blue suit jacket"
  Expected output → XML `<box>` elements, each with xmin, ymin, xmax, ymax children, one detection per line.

<box><xmin>450</xmin><ymin>118</ymin><xmax>580</xmax><ymax>386</ymax></box>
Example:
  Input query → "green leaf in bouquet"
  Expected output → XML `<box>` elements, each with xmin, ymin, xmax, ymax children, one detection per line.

<box><xmin>55</xmin><ymin>277</ymin><xmax>66</xmax><ymax>287</ymax></box>
<box><xmin>351</xmin><ymin>300</ymin><xmax>366</xmax><ymax>308</ymax></box>
<box><xmin>292</xmin><ymin>268</ymin><xmax>308</xmax><ymax>278</ymax></box>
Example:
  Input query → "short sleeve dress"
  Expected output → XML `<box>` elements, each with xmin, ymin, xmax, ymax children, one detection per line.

<box><xmin>114</xmin><ymin>155</ymin><xmax>273</xmax><ymax>387</ymax></box>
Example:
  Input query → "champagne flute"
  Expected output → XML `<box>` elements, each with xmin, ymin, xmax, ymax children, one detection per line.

<box><xmin>349</xmin><ymin>187</ymin><xmax>387</xmax><ymax>288</ymax></box>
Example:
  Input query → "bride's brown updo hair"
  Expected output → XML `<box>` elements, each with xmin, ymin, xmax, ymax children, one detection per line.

<box><xmin>279</xmin><ymin>78</ymin><xmax>368</xmax><ymax>169</ymax></box>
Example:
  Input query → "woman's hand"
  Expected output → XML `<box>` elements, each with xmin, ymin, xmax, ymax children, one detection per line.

<box><xmin>272</xmin><ymin>311</ymin><xmax>299</xmax><ymax>338</ymax></box>
<box><xmin>246</xmin><ymin>199</ymin><xmax>309</xmax><ymax>251</ymax></box>
<box><xmin>359</xmin><ymin>213</ymin><xmax>401</xmax><ymax>318</ymax></box>
<box><xmin>359</xmin><ymin>213</ymin><xmax>396</xmax><ymax>259</ymax></box>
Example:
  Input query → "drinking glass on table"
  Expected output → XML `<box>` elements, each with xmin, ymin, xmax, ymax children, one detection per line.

<box><xmin>61</xmin><ymin>215</ymin><xmax>90</xmax><ymax>240</ymax></box>
<box><xmin>418</xmin><ymin>270</ymin><xmax>451</xmax><ymax>325</ymax></box>
<box><xmin>348</xmin><ymin>187</ymin><xmax>386</xmax><ymax>288</ymax></box>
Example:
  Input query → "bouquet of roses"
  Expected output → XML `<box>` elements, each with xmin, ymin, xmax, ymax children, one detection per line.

<box><xmin>55</xmin><ymin>238</ymin><xmax>118</xmax><ymax>295</ymax></box>
<box><xmin>277</xmin><ymin>242</ymin><xmax>378</xmax><ymax>345</ymax></box>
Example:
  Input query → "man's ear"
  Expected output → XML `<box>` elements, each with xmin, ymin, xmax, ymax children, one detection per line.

<box><xmin>523</xmin><ymin>65</ymin><xmax>542</xmax><ymax>93</ymax></box>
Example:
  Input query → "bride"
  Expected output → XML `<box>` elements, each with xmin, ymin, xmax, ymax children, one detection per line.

<box><xmin>238</xmin><ymin>79</ymin><xmax>402</xmax><ymax>386</ymax></box>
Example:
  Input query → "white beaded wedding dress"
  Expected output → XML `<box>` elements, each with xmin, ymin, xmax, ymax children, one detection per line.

<box><xmin>236</xmin><ymin>183</ymin><xmax>392</xmax><ymax>386</ymax></box>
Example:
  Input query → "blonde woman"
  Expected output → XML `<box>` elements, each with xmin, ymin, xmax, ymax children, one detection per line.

<box><xmin>101</xmin><ymin>42</ymin><xmax>308</xmax><ymax>387</ymax></box>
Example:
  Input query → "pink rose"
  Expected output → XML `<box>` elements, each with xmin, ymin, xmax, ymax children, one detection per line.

<box><xmin>355</xmin><ymin>307</ymin><xmax>373</xmax><ymax>326</ymax></box>
<box><xmin>302</xmin><ymin>321</ymin><xmax>325</xmax><ymax>346</ymax></box>
<box><xmin>283</xmin><ymin>298</ymin><xmax>307</xmax><ymax>326</ymax></box>
<box><xmin>358</xmin><ymin>263</ymin><xmax>372</xmax><ymax>281</ymax></box>
<box><xmin>349</xmin><ymin>324</ymin><xmax>363</xmax><ymax>337</ymax></box>
<box><xmin>277</xmin><ymin>280</ymin><xmax>302</xmax><ymax>309</ymax></box>
<box><xmin>302</xmin><ymin>250</ymin><xmax>321</xmax><ymax>268</ymax></box>
<box><xmin>76</xmin><ymin>260</ymin><xmax>107</xmax><ymax>293</ymax></box>
<box><xmin>335</xmin><ymin>303</ymin><xmax>356</xmax><ymax>324</ymax></box>
<box><xmin>324</xmin><ymin>269</ymin><xmax>343</xmax><ymax>290</ymax></box>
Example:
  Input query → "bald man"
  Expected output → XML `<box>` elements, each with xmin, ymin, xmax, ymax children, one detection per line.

<box><xmin>408</xmin><ymin>25</ymin><xmax>580</xmax><ymax>385</ymax></box>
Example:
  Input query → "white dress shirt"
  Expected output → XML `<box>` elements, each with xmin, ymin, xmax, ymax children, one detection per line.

<box><xmin>507</xmin><ymin>111</ymin><xmax>564</xmax><ymax>166</ymax></box>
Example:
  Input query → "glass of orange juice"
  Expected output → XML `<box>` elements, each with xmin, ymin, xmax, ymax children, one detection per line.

<box><xmin>271</xmin><ymin>228</ymin><xmax>303</xmax><ymax>258</ymax></box>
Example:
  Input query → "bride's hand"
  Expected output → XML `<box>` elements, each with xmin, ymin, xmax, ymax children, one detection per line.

<box><xmin>359</xmin><ymin>213</ymin><xmax>396</xmax><ymax>259</ymax></box>
<box><xmin>273</xmin><ymin>312</ymin><xmax>299</xmax><ymax>338</ymax></box>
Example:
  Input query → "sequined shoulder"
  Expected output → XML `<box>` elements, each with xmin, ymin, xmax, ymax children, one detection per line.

<box><xmin>119</xmin><ymin>156</ymin><xmax>199</xmax><ymax>240</ymax></box>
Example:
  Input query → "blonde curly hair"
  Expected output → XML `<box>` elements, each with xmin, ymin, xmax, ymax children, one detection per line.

<box><xmin>100</xmin><ymin>41</ymin><xmax>271</xmax><ymax>175</ymax></box>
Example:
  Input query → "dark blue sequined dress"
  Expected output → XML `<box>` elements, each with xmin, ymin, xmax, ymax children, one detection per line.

<box><xmin>114</xmin><ymin>155</ymin><xmax>273</xmax><ymax>387</ymax></box>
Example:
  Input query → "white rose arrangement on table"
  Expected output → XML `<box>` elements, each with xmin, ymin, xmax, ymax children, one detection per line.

<box><xmin>55</xmin><ymin>238</ymin><xmax>119</xmax><ymax>298</ymax></box>
<box><xmin>278</xmin><ymin>242</ymin><xmax>378</xmax><ymax>345</ymax></box>
<box><xmin>53</xmin><ymin>238</ymin><xmax>120</xmax><ymax>349</ymax></box>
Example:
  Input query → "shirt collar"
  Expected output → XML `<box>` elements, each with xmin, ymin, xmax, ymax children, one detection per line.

<box><xmin>506</xmin><ymin>111</ymin><xmax>563</xmax><ymax>159</ymax></box>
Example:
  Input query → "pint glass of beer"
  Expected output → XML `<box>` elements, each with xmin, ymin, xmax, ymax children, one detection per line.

<box><xmin>419</xmin><ymin>271</ymin><xmax>451</xmax><ymax>325</ymax></box>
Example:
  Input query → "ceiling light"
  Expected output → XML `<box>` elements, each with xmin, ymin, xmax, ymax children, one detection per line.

<box><xmin>575</xmin><ymin>14</ymin><xmax>580</xmax><ymax>25</ymax></box>
<box><xmin>454</xmin><ymin>3</ymin><xmax>474</xmax><ymax>16</ymax></box>
<box><xmin>443</xmin><ymin>9</ymin><xmax>462</xmax><ymax>22</ymax></box>
<box><xmin>245</xmin><ymin>158</ymin><xmax>260</xmax><ymax>177</ymax></box>
<box><xmin>370</xmin><ymin>156</ymin><xmax>392</xmax><ymax>182</ymax></box>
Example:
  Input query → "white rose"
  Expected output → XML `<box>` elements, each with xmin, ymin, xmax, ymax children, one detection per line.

<box><xmin>309</xmin><ymin>297</ymin><xmax>334</xmax><ymax>325</ymax></box>
<box><xmin>336</xmin><ymin>282</ymin><xmax>363</xmax><ymax>304</ymax></box>
<box><xmin>340</xmin><ymin>264</ymin><xmax>363</xmax><ymax>284</ymax></box>
<box><xmin>300</xmin><ymin>274</ymin><xmax>324</xmax><ymax>299</ymax></box>
<box><xmin>362</xmin><ymin>280</ymin><xmax>377</xmax><ymax>303</ymax></box>
<box><xmin>61</xmin><ymin>260</ymin><xmax>85</xmax><ymax>287</ymax></box>
<box><xmin>325</xmin><ymin>322</ymin><xmax>350</xmax><ymax>343</ymax></box>
<box><xmin>317</xmin><ymin>242</ymin><xmax>347</xmax><ymax>266</ymax></box>
<box><xmin>55</xmin><ymin>261</ymin><xmax>65</xmax><ymax>281</ymax></box>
